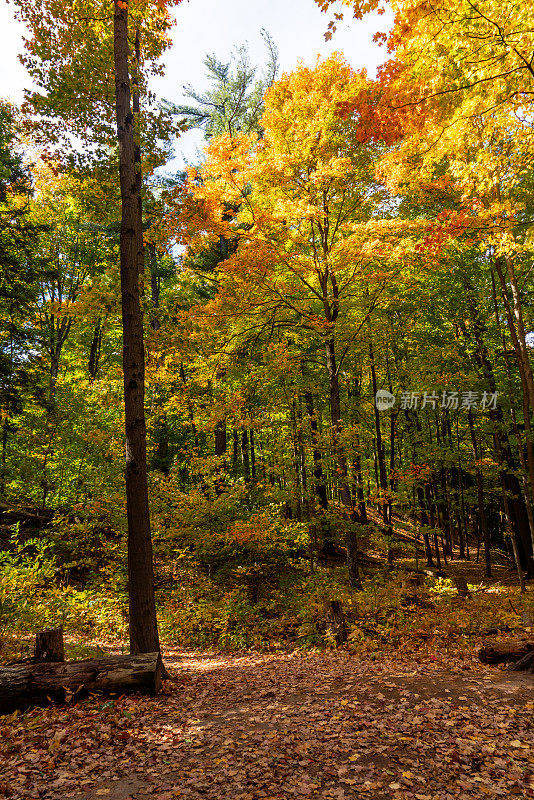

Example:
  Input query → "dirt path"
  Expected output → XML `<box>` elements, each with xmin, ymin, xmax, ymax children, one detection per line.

<box><xmin>1</xmin><ymin>651</ymin><xmax>533</xmax><ymax>800</ymax></box>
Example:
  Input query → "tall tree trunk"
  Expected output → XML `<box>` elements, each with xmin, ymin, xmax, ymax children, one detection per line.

<box><xmin>241</xmin><ymin>429</ymin><xmax>251</xmax><ymax>484</ymax></box>
<box><xmin>491</xmin><ymin>272</ymin><xmax>534</xmax><ymax>572</ymax></box>
<box><xmin>435</xmin><ymin>417</ymin><xmax>452</xmax><ymax>557</ymax></box>
<box><xmin>369</xmin><ymin>339</ymin><xmax>394</xmax><ymax>565</ymax></box>
<box><xmin>113</xmin><ymin>1</ymin><xmax>159</xmax><ymax>655</ymax></box>
<box><xmin>462</xmin><ymin>274</ymin><xmax>533</xmax><ymax>574</ymax></box>
<box><xmin>233</xmin><ymin>429</ymin><xmax>239</xmax><ymax>477</ymax></box>
<box><xmin>325</xmin><ymin>339</ymin><xmax>360</xmax><ymax>588</ymax></box>
<box><xmin>495</xmin><ymin>256</ymin><xmax>534</xmax><ymax>415</ymax></box>
<box><xmin>425</xmin><ymin>483</ymin><xmax>442</xmax><ymax>571</ymax></box>
<box><xmin>417</xmin><ymin>485</ymin><xmax>434</xmax><ymax>567</ymax></box>
<box><xmin>214</xmin><ymin>370</ymin><xmax>228</xmax><ymax>490</ymax></box>
<box><xmin>0</xmin><ymin>418</ymin><xmax>9</xmax><ymax>499</ymax></box>
<box><xmin>148</xmin><ymin>244</ymin><xmax>161</xmax><ymax>332</ymax></box>
<box><xmin>405</xmin><ymin>410</ymin><xmax>433</xmax><ymax>566</ymax></box>
<box><xmin>250</xmin><ymin>428</ymin><xmax>257</xmax><ymax>483</ymax></box>
<box><xmin>467</xmin><ymin>409</ymin><xmax>491</xmax><ymax>578</ymax></box>
<box><xmin>290</xmin><ymin>402</ymin><xmax>303</xmax><ymax>522</ymax></box>
<box><xmin>88</xmin><ymin>318</ymin><xmax>103</xmax><ymax>380</ymax></box>
<box><xmin>501</xmin><ymin>474</ymin><xmax>527</xmax><ymax>593</ymax></box>
<box><xmin>305</xmin><ymin>391</ymin><xmax>328</xmax><ymax>512</ymax></box>
<box><xmin>455</xmin><ymin>417</ymin><xmax>468</xmax><ymax>559</ymax></box>
<box><xmin>347</xmin><ymin>372</ymin><xmax>368</xmax><ymax>523</ymax></box>
<box><xmin>215</xmin><ymin>422</ymin><xmax>227</xmax><ymax>458</ymax></box>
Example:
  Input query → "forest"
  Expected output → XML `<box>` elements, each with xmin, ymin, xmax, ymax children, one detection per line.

<box><xmin>0</xmin><ymin>0</ymin><xmax>533</xmax><ymax>798</ymax></box>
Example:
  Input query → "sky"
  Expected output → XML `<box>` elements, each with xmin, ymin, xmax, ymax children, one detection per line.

<box><xmin>0</xmin><ymin>0</ymin><xmax>390</xmax><ymax>166</ymax></box>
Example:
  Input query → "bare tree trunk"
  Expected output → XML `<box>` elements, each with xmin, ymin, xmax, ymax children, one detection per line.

<box><xmin>495</xmin><ymin>256</ymin><xmax>534</xmax><ymax>415</ymax></box>
<box><xmin>467</xmin><ymin>409</ymin><xmax>491</xmax><ymax>578</ymax></box>
<box><xmin>501</xmin><ymin>475</ymin><xmax>527</xmax><ymax>593</ymax></box>
<box><xmin>0</xmin><ymin>418</ymin><xmax>9</xmax><ymax>498</ymax></box>
<box><xmin>233</xmin><ymin>429</ymin><xmax>239</xmax><ymax>477</ymax></box>
<box><xmin>491</xmin><ymin>273</ymin><xmax>534</xmax><ymax>571</ymax></box>
<box><xmin>148</xmin><ymin>244</ymin><xmax>161</xmax><ymax>332</ymax></box>
<box><xmin>305</xmin><ymin>391</ymin><xmax>328</xmax><ymax>511</ymax></box>
<box><xmin>325</xmin><ymin>339</ymin><xmax>360</xmax><ymax>588</ymax></box>
<box><xmin>215</xmin><ymin>422</ymin><xmax>227</xmax><ymax>457</ymax></box>
<box><xmin>88</xmin><ymin>318</ymin><xmax>103</xmax><ymax>380</ymax></box>
<box><xmin>369</xmin><ymin>339</ymin><xmax>394</xmax><ymax>565</ymax></box>
<box><xmin>416</xmin><ymin>485</ymin><xmax>434</xmax><ymax>567</ymax></box>
<box><xmin>241</xmin><ymin>429</ymin><xmax>251</xmax><ymax>484</ymax></box>
<box><xmin>114</xmin><ymin>1</ymin><xmax>160</xmax><ymax>655</ymax></box>
<box><xmin>250</xmin><ymin>428</ymin><xmax>256</xmax><ymax>483</ymax></box>
<box><xmin>484</xmin><ymin>271</ymin><xmax>534</xmax><ymax>575</ymax></box>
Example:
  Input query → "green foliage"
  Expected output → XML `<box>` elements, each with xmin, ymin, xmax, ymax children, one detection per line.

<box><xmin>0</xmin><ymin>101</ymin><xmax>44</xmax><ymax>426</ymax></box>
<box><xmin>48</xmin><ymin>504</ymin><xmax>125</xmax><ymax>582</ymax></box>
<box><xmin>0</xmin><ymin>523</ymin><xmax>126</xmax><ymax>638</ymax></box>
<box><xmin>150</xmin><ymin>466</ymin><xmax>309</xmax><ymax>581</ymax></box>
<box><xmin>0</xmin><ymin>524</ymin><xmax>56</xmax><ymax>630</ymax></box>
<box><xmin>168</xmin><ymin>31</ymin><xmax>278</xmax><ymax>139</ymax></box>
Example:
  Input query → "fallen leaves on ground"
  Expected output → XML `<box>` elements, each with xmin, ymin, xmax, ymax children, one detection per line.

<box><xmin>0</xmin><ymin>649</ymin><xmax>533</xmax><ymax>800</ymax></box>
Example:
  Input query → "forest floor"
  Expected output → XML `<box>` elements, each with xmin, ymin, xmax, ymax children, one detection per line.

<box><xmin>1</xmin><ymin>646</ymin><xmax>533</xmax><ymax>800</ymax></box>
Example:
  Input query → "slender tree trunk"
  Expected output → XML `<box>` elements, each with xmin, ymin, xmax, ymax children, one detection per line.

<box><xmin>88</xmin><ymin>319</ymin><xmax>103</xmax><ymax>380</ymax></box>
<box><xmin>348</xmin><ymin>372</ymin><xmax>368</xmax><ymax>523</ymax></box>
<box><xmin>467</xmin><ymin>409</ymin><xmax>491</xmax><ymax>578</ymax></box>
<box><xmin>290</xmin><ymin>402</ymin><xmax>302</xmax><ymax>522</ymax></box>
<box><xmin>148</xmin><ymin>244</ymin><xmax>161</xmax><ymax>332</ymax></box>
<box><xmin>213</xmin><ymin>370</ymin><xmax>228</xmax><ymax>492</ymax></box>
<box><xmin>250</xmin><ymin>428</ymin><xmax>256</xmax><ymax>483</ymax></box>
<box><xmin>215</xmin><ymin>422</ymin><xmax>227</xmax><ymax>457</ymax></box>
<box><xmin>305</xmin><ymin>391</ymin><xmax>328</xmax><ymax>511</ymax></box>
<box><xmin>369</xmin><ymin>339</ymin><xmax>394</xmax><ymax>565</ymax></box>
<box><xmin>132</xmin><ymin>27</ymin><xmax>143</xmax><ymax>276</ymax></box>
<box><xmin>114</xmin><ymin>1</ymin><xmax>159</xmax><ymax>655</ymax></box>
<box><xmin>435</xmin><ymin>419</ymin><xmax>452</xmax><ymax>559</ymax></box>
<box><xmin>455</xmin><ymin>417</ymin><xmax>468</xmax><ymax>559</ymax></box>
<box><xmin>501</xmin><ymin>475</ymin><xmax>527</xmax><ymax>593</ymax></box>
<box><xmin>416</xmin><ymin>485</ymin><xmax>434</xmax><ymax>567</ymax></box>
<box><xmin>241</xmin><ymin>429</ymin><xmax>251</xmax><ymax>484</ymax></box>
<box><xmin>490</xmin><ymin>272</ymin><xmax>534</xmax><ymax>572</ymax></box>
<box><xmin>233</xmin><ymin>429</ymin><xmax>239</xmax><ymax>477</ymax></box>
<box><xmin>487</xmin><ymin>269</ymin><xmax>534</xmax><ymax>570</ymax></box>
<box><xmin>0</xmin><ymin>419</ymin><xmax>8</xmax><ymax>498</ymax></box>
<box><xmin>425</xmin><ymin>483</ymin><xmax>442</xmax><ymax>571</ymax></box>
<box><xmin>325</xmin><ymin>339</ymin><xmax>360</xmax><ymax>588</ymax></box>
<box><xmin>256</xmin><ymin>435</ymin><xmax>267</xmax><ymax>481</ymax></box>
<box><xmin>495</xmin><ymin>256</ymin><xmax>534</xmax><ymax>415</ymax></box>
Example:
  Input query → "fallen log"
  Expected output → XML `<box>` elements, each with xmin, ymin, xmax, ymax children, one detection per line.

<box><xmin>0</xmin><ymin>502</ymin><xmax>52</xmax><ymax>526</ymax></box>
<box><xmin>478</xmin><ymin>639</ymin><xmax>534</xmax><ymax>666</ymax></box>
<box><xmin>0</xmin><ymin>652</ymin><xmax>162</xmax><ymax>714</ymax></box>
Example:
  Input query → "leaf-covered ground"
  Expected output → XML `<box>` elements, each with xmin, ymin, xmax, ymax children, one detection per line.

<box><xmin>1</xmin><ymin>649</ymin><xmax>533</xmax><ymax>800</ymax></box>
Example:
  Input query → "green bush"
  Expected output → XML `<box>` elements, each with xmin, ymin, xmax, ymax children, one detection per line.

<box><xmin>0</xmin><ymin>524</ymin><xmax>126</xmax><ymax>639</ymax></box>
